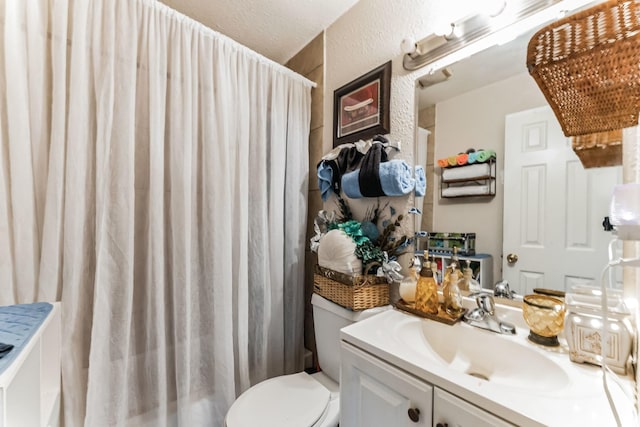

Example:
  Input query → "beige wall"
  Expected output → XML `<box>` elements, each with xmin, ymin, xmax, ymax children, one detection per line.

<box><xmin>417</xmin><ymin>106</ymin><xmax>435</xmax><ymax>233</ymax></box>
<box><xmin>285</xmin><ymin>32</ymin><xmax>324</xmax><ymax>366</ymax></box>
<box><xmin>433</xmin><ymin>72</ymin><xmax>546</xmax><ymax>282</ymax></box>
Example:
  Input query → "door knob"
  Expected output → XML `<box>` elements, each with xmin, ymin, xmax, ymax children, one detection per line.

<box><xmin>506</xmin><ymin>253</ymin><xmax>518</xmax><ymax>264</ymax></box>
<box><xmin>408</xmin><ymin>407</ymin><xmax>420</xmax><ymax>422</ymax></box>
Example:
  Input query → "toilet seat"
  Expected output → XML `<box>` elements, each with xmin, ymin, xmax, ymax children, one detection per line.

<box><xmin>225</xmin><ymin>372</ymin><xmax>332</xmax><ymax>427</ymax></box>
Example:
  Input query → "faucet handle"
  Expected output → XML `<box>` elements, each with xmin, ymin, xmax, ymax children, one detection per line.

<box><xmin>473</xmin><ymin>293</ymin><xmax>495</xmax><ymax>316</ymax></box>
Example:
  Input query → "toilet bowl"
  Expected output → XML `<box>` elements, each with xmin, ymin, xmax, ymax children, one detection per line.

<box><xmin>224</xmin><ymin>293</ymin><xmax>389</xmax><ymax>427</ymax></box>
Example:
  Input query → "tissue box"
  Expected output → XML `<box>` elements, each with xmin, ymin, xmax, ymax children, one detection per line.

<box><xmin>427</xmin><ymin>232</ymin><xmax>476</xmax><ymax>255</ymax></box>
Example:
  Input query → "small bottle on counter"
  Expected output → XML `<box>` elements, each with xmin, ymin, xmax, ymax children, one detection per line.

<box><xmin>460</xmin><ymin>259</ymin><xmax>482</xmax><ymax>292</ymax></box>
<box><xmin>398</xmin><ymin>256</ymin><xmax>420</xmax><ymax>303</ymax></box>
<box><xmin>415</xmin><ymin>260</ymin><xmax>439</xmax><ymax>314</ymax></box>
<box><xmin>442</xmin><ymin>262</ymin><xmax>464</xmax><ymax>317</ymax></box>
<box><xmin>430</xmin><ymin>257</ymin><xmax>440</xmax><ymax>288</ymax></box>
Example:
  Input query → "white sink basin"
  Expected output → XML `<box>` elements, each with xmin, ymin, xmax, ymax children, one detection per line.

<box><xmin>341</xmin><ymin>307</ymin><xmax>638</xmax><ymax>427</ymax></box>
<box><xmin>393</xmin><ymin>315</ymin><xmax>570</xmax><ymax>392</ymax></box>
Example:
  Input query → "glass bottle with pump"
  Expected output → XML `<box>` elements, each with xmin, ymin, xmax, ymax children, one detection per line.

<box><xmin>461</xmin><ymin>259</ymin><xmax>482</xmax><ymax>292</ymax></box>
<box><xmin>415</xmin><ymin>260</ymin><xmax>439</xmax><ymax>314</ymax></box>
<box><xmin>442</xmin><ymin>254</ymin><xmax>464</xmax><ymax>317</ymax></box>
<box><xmin>430</xmin><ymin>257</ymin><xmax>440</xmax><ymax>288</ymax></box>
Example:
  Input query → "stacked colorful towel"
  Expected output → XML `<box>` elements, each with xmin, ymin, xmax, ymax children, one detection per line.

<box><xmin>437</xmin><ymin>149</ymin><xmax>495</xmax><ymax>168</ymax></box>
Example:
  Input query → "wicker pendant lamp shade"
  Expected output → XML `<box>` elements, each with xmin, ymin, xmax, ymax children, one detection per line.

<box><xmin>527</xmin><ymin>0</ymin><xmax>640</xmax><ymax>167</ymax></box>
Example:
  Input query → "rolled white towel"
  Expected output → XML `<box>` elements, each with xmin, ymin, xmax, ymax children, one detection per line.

<box><xmin>442</xmin><ymin>163</ymin><xmax>491</xmax><ymax>181</ymax></box>
<box><xmin>442</xmin><ymin>185</ymin><xmax>491</xmax><ymax>197</ymax></box>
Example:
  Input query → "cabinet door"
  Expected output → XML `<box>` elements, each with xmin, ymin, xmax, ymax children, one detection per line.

<box><xmin>433</xmin><ymin>388</ymin><xmax>514</xmax><ymax>427</ymax></box>
<box><xmin>341</xmin><ymin>342</ymin><xmax>432</xmax><ymax>427</ymax></box>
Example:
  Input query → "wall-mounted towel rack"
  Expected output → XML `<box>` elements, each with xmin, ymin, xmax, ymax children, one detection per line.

<box><xmin>439</xmin><ymin>158</ymin><xmax>496</xmax><ymax>199</ymax></box>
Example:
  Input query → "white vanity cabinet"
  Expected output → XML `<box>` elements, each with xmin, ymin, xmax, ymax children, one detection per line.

<box><xmin>340</xmin><ymin>308</ymin><xmax>637</xmax><ymax>426</ymax></box>
<box><xmin>341</xmin><ymin>342</ymin><xmax>432</xmax><ymax>426</ymax></box>
<box><xmin>341</xmin><ymin>341</ymin><xmax>513</xmax><ymax>427</ymax></box>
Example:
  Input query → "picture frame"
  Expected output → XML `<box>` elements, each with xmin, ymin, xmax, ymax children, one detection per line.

<box><xmin>333</xmin><ymin>61</ymin><xmax>391</xmax><ymax>147</ymax></box>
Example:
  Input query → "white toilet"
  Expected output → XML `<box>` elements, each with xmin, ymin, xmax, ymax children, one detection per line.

<box><xmin>224</xmin><ymin>293</ymin><xmax>388</xmax><ymax>427</ymax></box>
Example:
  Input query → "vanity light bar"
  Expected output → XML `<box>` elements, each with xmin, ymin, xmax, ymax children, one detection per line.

<box><xmin>403</xmin><ymin>0</ymin><xmax>599</xmax><ymax>73</ymax></box>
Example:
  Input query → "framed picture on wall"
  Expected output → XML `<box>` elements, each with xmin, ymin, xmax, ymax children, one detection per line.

<box><xmin>333</xmin><ymin>61</ymin><xmax>391</xmax><ymax>147</ymax></box>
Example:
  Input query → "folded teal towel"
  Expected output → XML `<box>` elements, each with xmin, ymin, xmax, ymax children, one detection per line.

<box><xmin>476</xmin><ymin>149</ymin><xmax>496</xmax><ymax>163</ymax></box>
<box><xmin>468</xmin><ymin>151</ymin><xmax>478</xmax><ymax>163</ymax></box>
<box><xmin>415</xmin><ymin>165</ymin><xmax>426</xmax><ymax>196</ymax></box>
<box><xmin>342</xmin><ymin>159</ymin><xmax>415</xmax><ymax>198</ymax></box>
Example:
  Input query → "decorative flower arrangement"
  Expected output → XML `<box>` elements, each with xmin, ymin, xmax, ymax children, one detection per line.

<box><xmin>311</xmin><ymin>194</ymin><xmax>414</xmax><ymax>281</ymax></box>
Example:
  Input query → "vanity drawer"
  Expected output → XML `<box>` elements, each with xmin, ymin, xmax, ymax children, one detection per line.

<box><xmin>433</xmin><ymin>388</ymin><xmax>514</xmax><ymax>427</ymax></box>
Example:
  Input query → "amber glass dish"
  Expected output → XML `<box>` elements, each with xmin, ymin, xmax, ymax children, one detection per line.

<box><xmin>522</xmin><ymin>295</ymin><xmax>565</xmax><ymax>347</ymax></box>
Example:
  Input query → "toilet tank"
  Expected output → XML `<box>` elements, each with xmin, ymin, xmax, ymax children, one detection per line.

<box><xmin>311</xmin><ymin>293</ymin><xmax>389</xmax><ymax>383</ymax></box>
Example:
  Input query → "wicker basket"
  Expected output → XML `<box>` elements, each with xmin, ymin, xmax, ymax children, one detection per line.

<box><xmin>313</xmin><ymin>265</ymin><xmax>389</xmax><ymax>310</ymax></box>
<box><xmin>527</xmin><ymin>0</ymin><xmax>640</xmax><ymax>137</ymax></box>
<box><xmin>572</xmin><ymin>128</ymin><xmax>623</xmax><ymax>168</ymax></box>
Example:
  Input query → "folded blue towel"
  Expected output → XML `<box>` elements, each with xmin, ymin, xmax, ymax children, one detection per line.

<box><xmin>317</xmin><ymin>161</ymin><xmax>334</xmax><ymax>201</ymax></box>
<box><xmin>342</xmin><ymin>159</ymin><xmax>415</xmax><ymax>198</ymax></box>
<box><xmin>415</xmin><ymin>165</ymin><xmax>426</xmax><ymax>196</ymax></box>
<box><xmin>380</xmin><ymin>160</ymin><xmax>415</xmax><ymax>196</ymax></box>
<box><xmin>341</xmin><ymin>169</ymin><xmax>363</xmax><ymax>198</ymax></box>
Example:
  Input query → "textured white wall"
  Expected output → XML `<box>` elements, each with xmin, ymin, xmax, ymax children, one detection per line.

<box><xmin>324</xmin><ymin>0</ymin><xmax>438</xmax><ymax>158</ymax></box>
<box><xmin>322</xmin><ymin>0</ymin><xmax>441</xmax><ymax>266</ymax></box>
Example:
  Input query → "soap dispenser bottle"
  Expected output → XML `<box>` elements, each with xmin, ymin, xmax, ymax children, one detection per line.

<box><xmin>430</xmin><ymin>257</ymin><xmax>440</xmax><ymax>288</ymax></box>
<box><xmin>398</xmin><ymin>256</ymin><xmax>420</xmax><ymax>303</ymax></box>
<box><xmin>415</xmin><ymin>261</ymin><xmax>439</xmax><ymax>314</ymax></box>
<box><xmin>443</xmin><ymin>261</ymin><xmax>464</xmax><ymax>317</ymax></box>
<box><xmin>461</xmin><ymin>259</ymin><xmax>482</xmax><ymax>292</ymax></box>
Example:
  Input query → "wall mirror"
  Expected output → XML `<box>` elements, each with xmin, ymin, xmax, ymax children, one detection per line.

<box><xmin>414</xmin><ymin>25</ymin><xmax>623</xmax><ymax>297</ymax></box>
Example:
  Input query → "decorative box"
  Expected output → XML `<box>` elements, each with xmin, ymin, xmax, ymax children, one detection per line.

<box><xmin>564</xmin><ymin>286</ymin><xmax>634</xmax><ymax>374</ymax></box>
<box><xmin>427</xmin><ymin>232</ymin><xmax>476</xmax><ymax>256</ymax></box>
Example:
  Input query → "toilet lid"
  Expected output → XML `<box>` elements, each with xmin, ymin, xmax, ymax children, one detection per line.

<box><xmin>226</xmin><ymin>372</ymin><xmax>330</xmax><ymax>427</ymax></box>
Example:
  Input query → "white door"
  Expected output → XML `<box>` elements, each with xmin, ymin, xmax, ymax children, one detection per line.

<box><xmin>502</xmin><ymin>106</ymin><xmax>622</xmax><ymax>295</ymax></box>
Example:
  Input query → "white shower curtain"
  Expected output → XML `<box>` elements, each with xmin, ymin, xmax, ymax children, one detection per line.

<box><xmin>0</xmin><ymin>0</ymin><xmax>312</xmax><ymax>425</ymax></box>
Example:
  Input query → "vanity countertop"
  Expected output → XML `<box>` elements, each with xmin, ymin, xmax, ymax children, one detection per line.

<box><xmin>340</xmin><ymin>305</ymin><xmax>637</xmax><ymax>426</ymax></box>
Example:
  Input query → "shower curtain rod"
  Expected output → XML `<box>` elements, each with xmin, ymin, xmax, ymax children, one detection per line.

<box><xmin>141</xmin><ymin>0</ymin><xmax>317</xmax><ymax>89</ymax></box>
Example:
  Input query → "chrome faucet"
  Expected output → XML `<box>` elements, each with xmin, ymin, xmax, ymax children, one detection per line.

<box><xmin>494</xmin><ymin>280</ymin><xmax>516</xmax><ymax>299</ymax></box>
<box><xmin>463</xmin><ymin>292</ymin><xmax>516</xmax><ymax>335</ymax></box>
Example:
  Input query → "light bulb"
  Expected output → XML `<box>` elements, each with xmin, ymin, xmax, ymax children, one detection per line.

<box><xmin>400</xmin><ymin>38</ymin><xmax>417</xmax><ymax>55</ymax></box>
<box><xmin>434</xmin><ymin>21</ymin><xmax>453</xmax><ymax>37</ymax></box>
<box><xmin>485</xmin><ymin>0</ymin><xmax>507</xmax><ymax>17</ymax></box>
<box><xmin>434</xmin><ymin>22</ymin><xmax>459</xmax><ymax>40</ymax></box>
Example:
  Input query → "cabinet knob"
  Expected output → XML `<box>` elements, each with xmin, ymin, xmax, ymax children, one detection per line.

<box><xmin>506</xmin><ymin>253</ymin><xmax>518</xmax><ymax>264</ymax></box>
<box><xmin>408</xmin><ymin>407</ymin><xmax>420</xmax><ymax>422</ymax></box>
